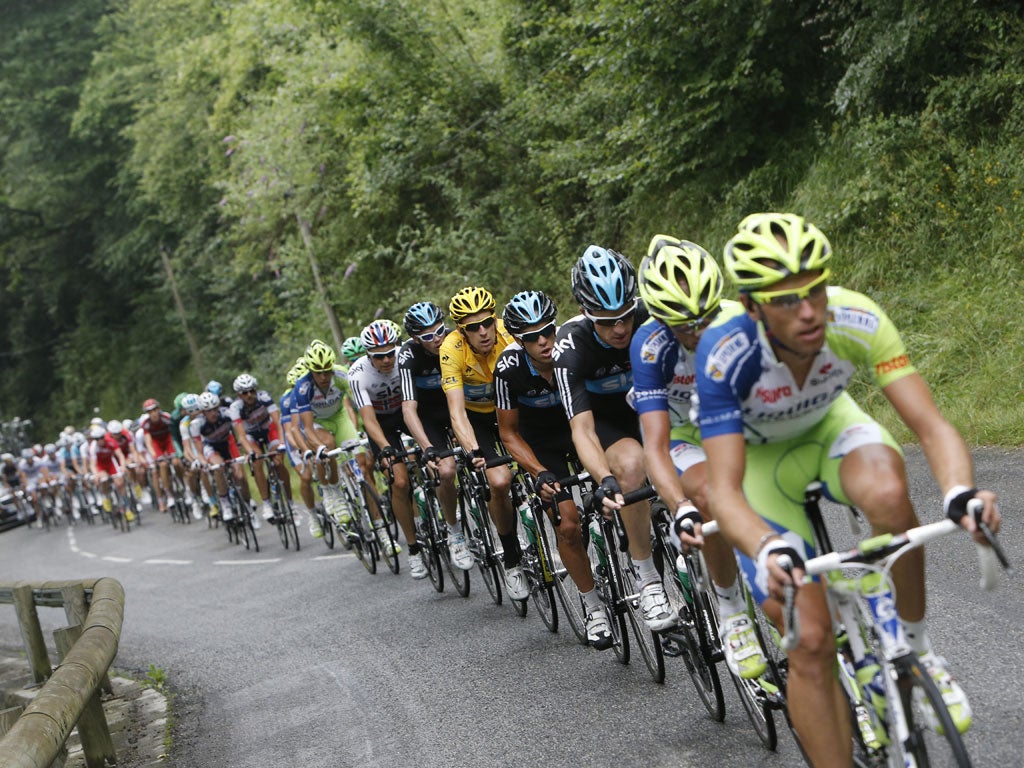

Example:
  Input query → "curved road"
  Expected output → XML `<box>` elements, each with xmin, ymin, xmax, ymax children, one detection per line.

<box><xmin>1</xmin><ymin>447</ymin><xmax>1021</xmax><ymax>767</ymax></box>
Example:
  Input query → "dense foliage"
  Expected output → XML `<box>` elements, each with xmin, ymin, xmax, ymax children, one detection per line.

<box><xmin>2</xmin><ymin>0</ymin><xmax>1023</xmax><ymax>443</ymax></box>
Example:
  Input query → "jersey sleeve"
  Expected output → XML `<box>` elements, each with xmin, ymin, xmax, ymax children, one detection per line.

<box><xmin>826</xmin><ymin>288</ymin><xmax>917</xmax><ymax>387</ymax></box>
<box><xmin>694</xmin><ymin>320</ymin><xmax>758</xmax><ymax>439</ymax></box>
<box><xmin>630</xmin><ymin>320</ymin><xmax>673</xmax><ymax>417</ymax></box>
<box><xmin>292</xmin><ymin>379</ymin><xmax>313</xmax><ymax>413</ymax></box>
<box><xmin>552</xmin><ymin>324</ymin><xmax>591</xmax><ymax>420</ymax></box>
<box><xmin>398</xmin><ymin>344</ymin><xmax>417</xmax><ymax>401</ymax></box>
<box><xmin>494</xmin><ymin>351</ymin><xmax>517</xmax><ymax>411</ymax></box>
<box><xmin>439</xmin><ymin>336</ymin><xmax>464</xmax><ymax>395</ymax></box>
<box><xmin>348</xmin><ymin>366</ymin><xmax>372</xmax><ymax>410</ymax></box>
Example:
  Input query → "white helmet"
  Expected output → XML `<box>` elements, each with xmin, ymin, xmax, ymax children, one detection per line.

<box><xmin>44</xmin><ymin>443</ymin><xmax>56</xmax><ymax>454</ymax></box>
<box><xmin>197</xmin><ymin>392</ymin><xmax>220</xmax><ymax>411</ymax></box>
<box><xmin>233</xmin><ymin>373</ymin><xmax>258</xmax><ymax>393</ymax></box>
<box><xmin>1</xmin><ymin>453</ymin><xmax>14</xmax><ymax>463</ymax></box>
<box><xmin>106</xmin><ymin>420</ymin><xmax>123</xmax><ymax>434</ymax></box>
<box><xmin>89</xmin><ymin>426</ymin><xmax>105</xmax><ymax>440</ymax></box>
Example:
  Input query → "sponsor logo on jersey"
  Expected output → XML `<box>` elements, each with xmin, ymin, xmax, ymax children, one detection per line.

<box><xmin>640</xmin><ymin>330</ymin><xmax>669</xmax><ymax>363</ymax></box>
<box><xmin>398</xmin><ymin>348</ymin><xmax>413</xmax><ymax>364</ymax></box>
<box><xmin>829</xmin><ymin>307</ymin><xmax>879</xmax><ymax>334</ymax></box>
<box><xmin>755</xmin><ymin>385</ymin><xmax>793</xmax><ymax>404</ymax></box>
<box><xmin>672</xmin><ymin>373</ymin><xmax>696</xmax><ymax>386</ymax></box>
<box><xmin>496</xmin><ymin>353</ymin><xmax>519</xmax><ymax>372</ymax></box>
<box><xmin>552</xmin><ymin>334</ymin><xmax>576</xmax><ymax>359</ymax></box>
<box><xmin>875</xmin><ymin>354</ymin><xmax>910</xmax><ymax>377</ymax></box>
<box><xmin>705</xmin><ymin>330</ymin><xmax>750</xmax><ymax>381</ymax></box>
<box><xmin>584</xmin><ymin>372</ymin><xmax>632</xmax><ymax>394</ymax></box>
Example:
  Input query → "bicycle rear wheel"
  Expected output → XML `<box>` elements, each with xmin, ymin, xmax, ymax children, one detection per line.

<box><xmin>462</xmin><ymin>489</ymin><xmax>502</xmax><ymax>605</ymax></box>
<box><xmin>419</xmin><ymin>502</ymin><xmax>444</xmax><ymax>592</ymax></box>
<box><xmin>589</xmin><ymin>529</ymin><xmax>629</xmax><ymax>662</ymax></box>
<box><xmin>527</xmin><ymin>517</ymin><xmax>558</xmax><ymax>632</ymax></box>
<box><xmin>353</xmin><ymin>510</ymin><xmax>378</xmax><ymax>574</ymax></box>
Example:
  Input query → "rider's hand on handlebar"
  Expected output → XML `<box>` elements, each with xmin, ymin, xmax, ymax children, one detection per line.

<box><xmin>469</xmin><ymin>447</ymin><xmax>486</xmax><ymax>470</ymax></box>
<box><xmin>535</xmin><ymin>470</ymin><xmax>559</xmax><ymax>501</ymax></box>
<box><xmin>593</xmin><ymin>475</ymin><xmax>623</xmax><ymax>516</ymax></box>
<box><xmin>945</xmin><ymin>487</ymin><xmax>1000</xmax><ymax>545</ymax></box>
<box><xmin>672</xmin><ymin>504</ymin><xmax>704</xmax><ymax>553</ymax></box>
<box><xmin>755</xmin><ymin>538</ymin><xmax>806</xmax><ymax>601</ymax></box>
<box><xmin>422</xmin><ymin>446</ymin><xmax>440</xmax><ymax>469</ymax></box>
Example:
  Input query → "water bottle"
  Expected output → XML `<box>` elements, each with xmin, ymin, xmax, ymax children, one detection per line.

<box><xmin>674</xmin><ymin>554</ymin><xmax>694</xmax><ymax>605</ymax></box>
<box><xmin>588</xmin><ymin>517</ymin><xmax>607</xmax><ymax>572</ymax></box>
<box><xmin>517</xmin><ymin>500</ymin><xmax>537</xmax><ymax>545</ymax></box>
<box><xmin>854</xmin><ymin>654</ymin><xmax>887</xmax><ymax>718</ymax></box>
<box><xmin>413</xmin><ymin>486</ymin><xmax>427</xmax><ymax>520</ymax></box>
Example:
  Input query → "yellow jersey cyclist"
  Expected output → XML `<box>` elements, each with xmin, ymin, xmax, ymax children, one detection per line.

<box><xmin>694</xmin><ymin>213</ymin><xmax>1001</xmax><ymax>766</ymax></box>
<box><xmin>291</xmin><ymin>339</ymin><xmax>362</xmax><ymax>523</ymax></box>
<box><xmin>399</xmin><ymin>301</ymin><xmax>474</xmax><ymax>571</ymax></box>
<box><xmin>440</xmin><ymin>286</ymin><xmax>528</xmax><ymax>600</ymax></box>
<box><xmin>630</xmin><ymin>235</ymin><xmax>767</xmax><ymax>678</ymax></box>
<box><xmin>349</xmin><ymin>320</ymin><xmax>413</xmax><ymax>568</ymax></box>
<box><xmin>553</xmin><ymin>246</ymin><xmax>677</xmax><ymax>632</ymax></box>
<box><xmin>495</xmin><ymin>290</ymin><xmax>613</xmax><ymax>647</ymax></box>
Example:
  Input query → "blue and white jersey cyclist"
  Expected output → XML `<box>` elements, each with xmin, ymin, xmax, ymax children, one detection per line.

<box><xmin>692</xmin><ymin>212</ymin><xmax>1001</xmax><ymax>764</ymax></box>
<box><xmin>629</xmin><ymin>235</ymin><xmax>767</xmax><ymax>680</ymax></box>
<box><xmin>552</xmin><ymin>245</ymin><xmax>678</xmax><ymax>633</ymax></box>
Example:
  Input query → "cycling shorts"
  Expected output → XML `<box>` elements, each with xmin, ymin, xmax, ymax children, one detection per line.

<box><xmin>368</xmin><ymin>412</ymin><xmax>410</xmax><ymax>459</ymax></box>
<box><xmin>737</xmin><ymin>392</ymin><xmax>899</xmax><ymax>605</ymax></box>
<box><xmin>593</xmin><ymin>408</ymin><xmax>642</xmax><ymax>451</ymax></box>
<box><xmin>312</xmin><ymin>409</ymin><xmax>360</xmax><ymax>448</ymax></box>
<box><xmin>203</xmin><ymin>436</ymin><xmax>240</xmax><ymax>462</ymax></box>
<box><xmin>666</xmin><ymin>421</ymin><xmax>706</xmax><ymax>477</ymax></box>
<box><xmin>150</xmin><ymin>433</ymin><xmax>176</xmax><ymax>458</ymax></box>
<box><xmin>466</xmin><ymin>410</ymin><xmax>504</xmax><ymax>462</ymax></box>
<box><xmin>248</xmin><ymin>423</ymin><xmax>282</xmax><ymax>451</ymax></box>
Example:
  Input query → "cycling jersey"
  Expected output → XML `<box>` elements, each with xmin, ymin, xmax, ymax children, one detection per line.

<box><xmin>140</xmin><ymin>411</ymin><xmax>175</xmax><ymax>456</ymax></box>
<box><xmin>169</xmin><ymin>407</ymin><xmax>185</xmax><ymax>454</ymax></box>
<box><xmin>552</xmin><ymin>305</ymin><xmax>650</xmax><ymax>423</ymax></box>
<box><xmin>695</xmin><ymin>287</ymin><xmax>915</xmax><ymax>444</ymax></box>
<box><xmin>291</xmin><ymin>369</ymin><xmax>351</xmax><ymax>420</ymax></box>
<box><xmin>348</xmin><ymin>357</ymin><xmax>403</xmax><ymax>416</ymax></box>
<box><xmin>494</xmin><ymin>342</ymin><xmax>567</xmax><ymax>442</ymax></box>
<box><xmin>2</xmin><ymin>462</ymin><xmax>21</xmax><ymax>489</ymax></box>
<box><xmin>631</xmin><ymin>300</ymin><xmax>744</xmax><ymax>443</ymax></box>
<box><xmin>89</xmin><ymin>437</ymin><xmax>122</xmax><ymax>476</ymax></box>
<box><xmin>439</xmin><ymin>319</ymin><xmax>514</xmax><ymax>414</ymax></box>
<box><xmin>228</xmin><ymin>390</ymin><xmax>279</xmax><ymax>434</ymax></box>
<box><xmin>190</xmin><ymin>407</ymin><xmax>239</xmax><ymax>461</ymax></box>
<box><xmin>399</xmin><ymin>338</ymin><xmax>446</xmax><ymax>409</ymax></box>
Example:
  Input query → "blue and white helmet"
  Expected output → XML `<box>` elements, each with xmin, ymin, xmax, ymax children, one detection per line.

<box><xmin>403</xmin><ymin>301</ymin><xmax>445</xmax><ymax>336</ymax></box>
<box><xmin>502</xmin><ymin>291</ymin><xmax>557</xmax><ymax>335</ymax></box>
<box><xmin>571</xmin><ymin>245</ymin><xmax>637</xmax><ymax>312</ymax></box>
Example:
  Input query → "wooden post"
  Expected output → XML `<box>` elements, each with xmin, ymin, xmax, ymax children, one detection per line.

<box><xmin>54</xmin><ymin>627</ymin><xmax>115</xmax><ymax>768</ymax></box>
<box><xmin>12</xmin><ymin>585</ymin><xmax>50</xmax><ymax>684</ymax></box>
<box><xmin>61</xmin><ymin>585</ymin><xmax>112</xmax><ymax>695</ymax></box>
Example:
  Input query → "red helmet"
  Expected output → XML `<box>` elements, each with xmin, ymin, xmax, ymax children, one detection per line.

<box><xmin>143</xmin><ymin>398</ymin><xmax>160</xmax><ymax>412</ymax></box>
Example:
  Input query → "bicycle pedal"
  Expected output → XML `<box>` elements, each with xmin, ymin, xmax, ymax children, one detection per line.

<box><xmin>660</xmin><ymin>637</ymin><xmax>684</xmax><ymax>657</ymax></box>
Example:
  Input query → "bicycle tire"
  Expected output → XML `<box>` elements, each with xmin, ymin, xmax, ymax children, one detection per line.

<box><xmin>588</xmin><ymin>522</ymin><xmax>629</xmax><ymax>662</ymax></box>
<box><xmin>655</xmin><ymin>534</ymin><xmax>727</xmax><ymax>721</ymax></box>
<box><xmin>551</xmin><ymin>552</ymin><xmax>588</xmax><ymax>645</ymax></box>
<box><xmin>317</xmin><ymin>506</ymin><xmax>335</xmax><ymax>549</ymax></box>
<box><xmin>527</xmin><ymin>511</ymin><xmax>559</xmax><ymax>632</ymax></box>
<box><xmin>464</xmin><ymin>489</ymin><xmax>503</xmax><ymax>605</ymax></box>
<box><xmin>353</xmin><ymin>508</ymin><xmax>378</xmax><ymax>574</ymax></box>
<box><xmin>362</xmin><ymin>480</ymin><xmax>399</xmax><ymax>574</ymax></box>
<box><xmin>614</xmin><ymin>542</ymin><xmax>666</xmax><ymax>683</ymax></box>
<box><xmin>419</xmin><ymin>496</ymin><xmax>444</xmax><ymax>592</ymax></box>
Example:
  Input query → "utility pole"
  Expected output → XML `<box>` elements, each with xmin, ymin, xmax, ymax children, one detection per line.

<box><xmin>296</xmin><ymin>213</ymin><xmax>345</xmax><ymax>351</ymax></box>
<box><xmin>160</xmin><ymin>245</ymin><xmax>207</xmax><ymax>383</ymax></box>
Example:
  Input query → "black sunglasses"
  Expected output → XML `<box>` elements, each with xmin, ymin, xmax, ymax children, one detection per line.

<box><xmin>518</xmin><ymin>322</ymin><xmax>557</xmax><ymax>343</ymax></box>
<box><xmin>460</xmin><ymin>315</ymin><xmax>496</xmax><ymax>333</ymax></box>
<box><xmin>240</xmin><ymin>388</ymin><xmax>257</xmax><ymax>395</ymax></box>
<box><xmin>370</xmin><ymin>349</ymin><xmax>397</xmax><ymax>360</ymax></box>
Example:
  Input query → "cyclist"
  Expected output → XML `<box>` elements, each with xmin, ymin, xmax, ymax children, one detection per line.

<box><xmin>552</xmin><ymin>245</ymin><xmax>678</xmax><ymax>632</ymax></box>
<box><xmin>191</xmin><ymin>390</ymin><xmax>255</xmax><ymax>526</ymax></box>
<box><xmin>341</xmin><ymin>336</ymin><xmax>366</xmax><ymax>367</ymax></box>
<box><xmin>88</xmin><ymin>425</ymin><xmax>130</xmax><ymax>522</ymax></box>
<box><xmin>399</xmin><ymin>301</ymin><xmax>473</xmax><ymax>570</ymax></box>
<box><xmin>140</xmin><ymin>398</ymin><xmax>181</xmax><ymax>513</ymax></box>
<box><xmin>694</xmin><ymin>212</ymin><xmax>1001</xmax><ymax>764</ymax></box>
<box><xmin>291</xmin><ymin>339</ymin><xmax>361</xmax><ymax>524</ymax></box>
<box><xmin>495</xmin><ymin>290</ymin><xmax>611</xmax><ymax>646</ymax></box>
<box><xmin>281</xmin><ymin>359</ymin><xmax>320</xmax><ymax>537</ymax></box>
<box><xmin>178</xmin><ymin>394</ymin><xmax>208</xmax><ymax>519</ymax></box>
<box><xmin>207</xmin><ymin>380</ymin><xmax>233</xmax><ymax>409</ymax></box>
<box><xmin>630</xmin><ymin>235</ymin><xmax>766</xmax><ymax>676</ymax></box>
<box><xmin>230</xmin><ymin>373</ymin><xmax>290</xmax><ymax>524</ymax></box>
<box><xmin>349</xmin><ymin>320</ymin><xmax>413</xmax><ymax>568</ymax></box>
<box><xmin>440</xmin><ymin>286</ymin><xmax>528</xmax><ymax>599</ymax></box>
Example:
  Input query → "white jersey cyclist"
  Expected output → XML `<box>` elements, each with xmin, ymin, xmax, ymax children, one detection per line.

<box><xmin>695</xmin><ymin>287</ymin><xmax>913</xmax><ymax>445</ymax></box>
<box><xmin>347</xmin><ymin>355</ymin><xmax>403</xmax><ymax>416</ymax></box>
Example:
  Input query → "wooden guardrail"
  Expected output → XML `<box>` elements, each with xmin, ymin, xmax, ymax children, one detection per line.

<box><xmin>0</xmin><ymin>578</ymin><xmax>124</xmax><ymax>768</ymax></box>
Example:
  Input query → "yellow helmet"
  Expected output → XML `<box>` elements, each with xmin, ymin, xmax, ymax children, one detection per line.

<box><xmin>449</xmin><ymin>286</ymin><xmax>495</xmax><ymax>322</ymax></box>
<box><xmin>724</xmin><ymin>213</ymin><xmax>832</xmax><ymax>290</ymax></box>
<box><xmin>639</xmin><ymin>235</ymin><xmax>723</xmax><ymax>324</ymax></box>
<box><xmin>303</xmin><ymin>339</ymin><xmax>336</xmax><ymax>372</ymax></box>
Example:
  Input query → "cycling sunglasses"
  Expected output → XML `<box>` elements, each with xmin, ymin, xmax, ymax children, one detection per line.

<box><xmin>417</xmin><ymin>325</ymin><xmax>448</xmax><ymax>343</ymax></box>
<box><xmin>584</xmin><ymin>301</ymin><xmax>637</xmax><ymax>327</ymax></box>
<box><xmin>460</xmin><ymin>315</ymin><xmax>496</xmax><ymax>333</ymax></box>
<box><xmin>517</xmin><ymin>322</ymin><xmax>557</xmax><ymax>343</ymax></box>
<box><xmin>669</xmin><ymin>307</ymin><xmax>721</xmax><ymax>334</ymax></box>
<box><xmin>369</xmin><ymin>349</ymin><xmax>397</xmax><ymax>360</ymax></box>
<box><xmin>749</xmin><ymin>270</ymin><xmax>831</xmax><ymax>310</ymax></box>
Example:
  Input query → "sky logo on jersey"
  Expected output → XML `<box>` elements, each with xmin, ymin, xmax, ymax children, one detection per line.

<box><xmin>829</xmin><ymin>306</ymin><xmax>879</xmax><ymax>335</ymax></box>
<box><xmin>496</xmin><ymin>354</ymin><xmax>519</xmax><ymax>372</ymax></box>
<box><xmin>705</xmin><ymin>330</ymin><xmax>750</xmax><ymax>381</ymax></box>
<box><xmin>552</xmin><ymin>335</ymin><xmax>576</xmax><ymax>359</ymax></box>
<box><xmin>584</xmin><ymin>372</ymin><xmax>632</xmax><ymax>393</ymax></box>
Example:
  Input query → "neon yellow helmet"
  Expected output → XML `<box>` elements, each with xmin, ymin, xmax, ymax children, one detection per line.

<box><xmin>724</xmin><ymin>213</ymin><xmax>832</xmax><ymax>290</ymax></box>
<box><xmin>286</xmin><ymin>360</ymin><xmax>308</xmax><ymax>387</ymax></box>
<box><xmin>639</xmin><ymin>235</ymin><xmax>723</xmax><ymax>324</ymax></box>
<box><xmin>449</xmin><ymin>286</ymin><xmax>495</xmax><ymax>323</ymax></box>
<box><xmin>303</xmin><ymin>339</ymin><xmax>336</xmax><ymax>372</ymax></box>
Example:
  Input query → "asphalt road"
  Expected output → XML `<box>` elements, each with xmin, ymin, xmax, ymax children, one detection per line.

<box><xmin>1</xmin><ymin>447</ymin><xmax>1021</xmax><ymax>767</ymax></box>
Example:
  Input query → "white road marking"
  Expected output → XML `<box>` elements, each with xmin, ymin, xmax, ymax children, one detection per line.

<box><xmin>102</xmin><ymin>556</ymin><xmax>133</xmax><ymax>563</ymax></box>
<box><xmin>80</xmin><ymin>551</ymin><xmax>98</xmax><ymax>559</ymax></box>
<box><xmin>144</xmin><ymin>558</ymin><xmax>194</xmax><ymax>565</ymax></box>
<box><xmin>213</xmin><ymin>558</ymin><xmax>282</xmax><ymax>566</ymax></box>
<box><xmin>313</xmin><ymin>554</ymin><xmax>350</xmax><ymax>561</ymax></box>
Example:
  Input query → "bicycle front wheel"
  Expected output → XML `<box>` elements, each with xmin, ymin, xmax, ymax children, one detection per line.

<box><xmin>615</xmin><ymin>545</ymin><xmax>665</xmax><ymax>683</ymax></box>
<box><xmin>528</xmin><ymin>518</ymin><xmax>559</xmax><ymax>632</ymax></box>
<box><xmin>884</xmin><ymin>653</ymin><xmax>973</xmax><ymax>768</ymax></box>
